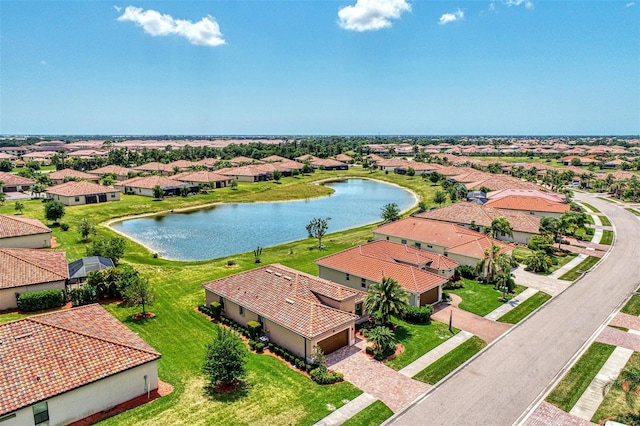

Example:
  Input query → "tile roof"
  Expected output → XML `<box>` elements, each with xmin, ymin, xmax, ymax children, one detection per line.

<box><xmin>0</xmin><ymin>304</ymin><xmax>160</xmax><ymax>416</ymax></box>
<box><xmin>0</xmin><ymin>215</ymin><xmax>51</xmax><ymax>240</ymax></box>
<box><xmin>166</xmin><ymin>160</ymin><xmax>196</xmax><ymax>170</ymax></box>
<box><xmin>46</xmin><ymin>181</ymin><xmax>119</xmax><ymax>197</ymax></box>
<box><xmin>0</xmin><ymin>248</ymin><xmax>68</xmax><ymax>289</ymax></box>
<box><xmin>48</xmin><ymin>168</ymin><xmax>99</xmax><ymax>181</ymax></box>
<box><xmin>202</xmin><ymin>264</ymin><xmax>360</xmax><ymax>339</ymax></box>
<box><xmin>0</xmin><ymin>171</ymin><xmax>35</xmax><ymax>187</ymax></box>
<box><xmin>117</xmin><ymin>175</ymin><xmax>188</xmax><ymax>190</ymax></box>
<box><xmin>373</xmin><ymin>218</ymin><xmax>513</xmax><ymax>260</ymax></box>
<box><xmin>484</xmin><ymin>196</ymin><xmax>570</xmax><ymax>214</ymax></box>
<box><xmin>87</xmin><ymin>165</ymin><xmax>133</xmax><ymax>176</ymax></box>
<box><xmin>416</xmin><ymin>202</ymin><xmax>541</xmax><ymax>234</ymax></box>
<box><xmin>486</xmin><ymin>189</ymin><xmax>565</xmax><ymax>203</ymax></box>
<box><xmin>229</xmin><ymin>156</ymin><xmax>261</xmax><ymax>166</ymax></box>
<box><xmin>315</xmin><ymin>241</ymin><xmax>450</xmax><ymax>294</ymax></box>
<box><xmin>172</xmin><ymin>171</ymin><xmax>233</xmax><ymax>183</ymax></box>
<box><xmin>133</xmin><ymin>162</ymin><xmax>174</xmax><ymax>172</ymax></box>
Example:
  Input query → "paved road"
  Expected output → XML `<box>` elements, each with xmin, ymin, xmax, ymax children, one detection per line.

<box><xmin>389</xmin><ymin>193</ymin><xmax>640</xmax><ymax>426</ymax></box>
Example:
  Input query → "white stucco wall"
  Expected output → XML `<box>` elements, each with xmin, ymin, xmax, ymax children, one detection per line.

<box><xmin>0</xmin><ymin>280</ymin><xmax>66</xmax><ymax>311</ymax></box>
<box><xmin>0</xmin><ymin>233</ymin><xmax>51</xmax><ymax>249</ymax></box>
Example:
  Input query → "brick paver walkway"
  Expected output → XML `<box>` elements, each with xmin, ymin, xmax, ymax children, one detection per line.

<box><xmin>524</xmin><ymin>401</ymin><xmax>596</xmax><ymax>426</ymax></box>
<box><xmin>431</xmin><ymin>295</ymin><xmax>512</xmax><ymax>343</ymax></box>
<box><xmin>326</xmin><ymin>337</ymin><xmax>429</xmax><ymax>412</ymax></box>
<box><xmin>610</xmin><ymin>312</ymin><xmax>640</xmax><ymax>332</ymax></box>
<box><xmin>484</xmin><ymin>288</ymin><xmax>539</xmax><ymax>320</ymax></box>
<box><xmin>512</xmin><ymin>266</ymin><xmax>571</xmax><ymax>296</ymax></box>
<box><xmin>596</xmin><ymin>326</ymin><xmax>640</xmax><ymax>352</ymax></box>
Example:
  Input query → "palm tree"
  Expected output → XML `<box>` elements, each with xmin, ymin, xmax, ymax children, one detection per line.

<box><xmin>476</xmin><ymin>244</ymin><xmax>511</xmax><ymax>283</ymax></box>
<box><xmin>525</xmin><ymin>251</ymin><xmax>553</xmax><ymax>273</ymax></box>
<box><xmin>489</xmin><ymin>216</ymin><xmax>514</xmax><ymax>240</ymax></box>
<box><xmin>363</xmin><ymin>277</ymin><xmax>409</xmax><ymax>325</ymax></box>
<box><xmin>494</xmin><ymin>271</ymin><xmax>516</xmax><ymax>297</ymax></box>
<box><xmin>367</xmin><ymin>326</ymin><xmax>396</xmax><ymax>356</ymax></box>
<box><xmin>603</xmin><ymin>365</ymin><xmax>640</xmax><ymax>414</ymax></box>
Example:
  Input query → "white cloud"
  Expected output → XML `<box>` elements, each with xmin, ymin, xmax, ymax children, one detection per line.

<box><xmin>505</xmin><ymin>0</ymin><xmax>534</xmax><ymax>10</ymax></box>
<box><xmin>40</xmin><ymin>60</ymin><xmax>47</xmax><ymax>66</ymax></box>
<box><xmin>439</xmin><ymin>9</ymin><xmax>464</xmax><ymax>25</ymax></box>
<box><xmin>117</xmin><ymin>6</ymin><xmax>225</xmax><ymax>47</ymax></box>
<box><xmin>626</xmin><ymin>2</ymin><xmax>635</xmax><ymax>7</ymax></box>
<box><xmin>338</xmin><ymin>0</ymin><xmax>411</xmax><ymax>32</ymax></box>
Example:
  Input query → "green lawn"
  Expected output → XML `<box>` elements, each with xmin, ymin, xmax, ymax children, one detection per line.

<box><xmin>413</xmin><ymin>336</ymin><xmax>487</xmax><ymax>384</ymax></box>
<box><xmin>546</xmin><ymin>342</ymin><xmax>616</xmax><ymax>412</ymax></box>
<box><xmin>385</xmin><ymin>317</ymin><xmax>459</xmax><ymax>370</ymax></box>
<box><xmin>545</xmin><ymin>252</ymin><xmax>578</xmax><ymax>276</ymax></box>
<box><xmin>626</xmin><ymin>208</ymin><xmax>640</xmax><ymax>217</ymax></box>
<box><xmin>599</xmin><ymin>230</ymin><xmax>614</xmax><ymax>245</ymax></box>
<box><xmin>497</xmin><ymin>291</ymin><xmax>552</xmax><ymax>324</ymax></box>
<box><xmin>599</xmin><ymin>215</ymin><xmax>612</xmax><ymax>227</ymax></box>
<box><xmin>341</xmin><ymin>400</ymin><xmax>393</xmax><ymax>426</ymax></box>
<box><xmin>585</xmin><ymin>214</ymin><xmax>595</xmax><ymax>225</ymax></box>
<box><xmin>592</xmin><ymin>352</ymin><xmax>640</xmax><ymax>424</ymax></box>
<box><xmin>448</xmin><ymin>279</ymin><xmax>525</xmax><ymax>317</ymax></box>
<box><xmin>598</xmin><ymin>197</ymin><xmax>619</xmax><ymax>204</ymax></box>
<box><xmin>579</xmin><ymin>202</ymin><xmax>601</xmax><ymax>213</ymax></box>
<box><xmin>621</xmin><ymin>295</ymin><xmax>640</xmax><ymax>316</ymax></box>
<box><xmin>558</xmin><ymin>256</ymin><xmax>601</xmax><ymax>281</ymax></box>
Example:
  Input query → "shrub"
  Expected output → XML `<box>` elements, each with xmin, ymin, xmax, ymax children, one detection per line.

<box><xmin>17</xmin><ymin>289</ymin><xmax>65</xmax><ymax>312</ymax></box>
<box><xmin>249</xmin><ymin>340</ymin><xmax>257</xmax><ymax>350</ymax></box>
<box><xmin>209</xmin><ymin>301</ymin><xmax>222</xmax><ymax>319</ymax></box>
<box><xmin>365</xmin><ymin>345</ymin><xmax>374</xmax><ymax>355</ymax></box>
<box><xmin>60</xmin><ymin>223</ymin><xmax>69</xmax><ymax>231</ymax></box>
<box><xmin>456</xmin><ymin>265</ymin><xmax>476</xmax><ymax>279</ymax></box>
<box><xmin>310</xmin><ymin>367</ymin><xmax>344</xmax><ymax>385</ymax></box>
<box><xmin>443</xmin><ymin>280</ymin><xmax>464</xmax><ymax>290</ymax></box>
<box><xmin>255</xmin><ymin>343</ymin><xmax>265</xmax><ymax>353</ymax></box>
<box><xmin>246</xmin><ymin>320</ymin><xmax>262</xmax><ymax>339</ymax></box>
<box><xmin>403</xmin><ymin>305</ymin><xmax>434</xmax><ymax>324</ymax></box>
<box><xmin>69</xmin><ymin>287</ymin><xmax>97</xmax><ymax>307</ymax></box>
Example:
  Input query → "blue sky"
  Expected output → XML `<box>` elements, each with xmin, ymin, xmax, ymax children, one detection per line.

<box><xmin>1</xmin><ymin>0</ymin><xmax>638</xmax><ymax>135</ymax></box>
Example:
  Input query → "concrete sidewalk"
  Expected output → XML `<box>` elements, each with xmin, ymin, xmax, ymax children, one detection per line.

<box><xmin>551</xmin><ymin>254</ymin><xmax>587</xmax><ymax>278</ymax></box>
<box><xmin>569</xmin><ymin>346</ymin><xmax>634</xmax><ymax>420</ymax></box>
<box><xmin>484</xmin><ymin>288</ymin><xmax>539</xmax><ymax>321</ymax></box>
<box><xmin>313</xmin><ymin>393</ymin><xmax>377</xmax><ymax>426</ymax></box>
<box><xmin>398</xmin><ymin>330</ymin><xmax>474</xmax><ymax>378</ymax></box>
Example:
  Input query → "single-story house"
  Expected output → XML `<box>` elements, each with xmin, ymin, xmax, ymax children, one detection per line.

<box><xmin>0</xmin><ymin>171</ymin><xmax>35</xmax><ymax>193</ymax></box>
<box><xmin>486</xmin><ymin>188</ymin><xmax>565</xmax><ymax>203</ymax></box>
<box><xmin>484</xmin><ymin>195</ymin><xmax>570</xmax><ymax>218</ymax></box>
<box><xmin>0</xmin><ymin>215</ymin><xmax>52</xmax><ymax>249</ymax></box>
<box><xmin>202</xmin><ymin>264</ymin><xmax>361</xmax><ymax>359</ymax></box>
<box><xmin>166</xmin><ymin>160</ymin><xmax>197</xmax><ymax>172</ymax></box>
<box><xmin>132</xmin><ymin>162</ymin><xmax>174</xmax><ymax>175</ymax></box>
<box><xmin>0</xmin><ymin>304</ymin><xmax>160</xmax><ymax>426</ymax></box>
<box><xmin>228</xmin><ymin>156</ymin><xmax>261</xmax><ymax>166</ymax></box>
<box><xmin>0</xmin><ymin>248</ymin><xmax>68</xmax><ymax>311</ymax></box>
<box><xmin>315</xmin><ymin>240</ymin><xmax>453</xmax><ymax>307</ymax></box>
<box><xmin>416</xmin><ymin>202</ymin><xmax>542</xmax><ymax>244</ymax></box>
<box><xmin>67</xmin><ymin>256</ymin><xmax>116</xmax><ymax>286</ymax></box>
<box><xmin>559</xmin><ymin>156</ymin><xmax>599</xmax><ymax>166</ymax></box>
<box><xmin>46</xmin><ymin>181</ymin><xmax>121</xmax><ymax>206</ymax></box>
<box><xmin>216</xmin><ymin>165</ymin><xmax>273</xmax><ymax>182</ymax></box>
<box><xmin>172</xmin><ymin>171</ymin><xmax>233</xmax><ymax>188</ymax></box>
<box><xmin>335</xmin><ymin>154</ymin><xmax>354</xmax><ymax>163</ymax></box>
<box><xmin>0</xmin><ymin>152</ymin><xmax>17</xmax><ymax>164</ymax></box>
<box><xmin>372</xmin><ymin>217</ymin><xmax>514</xmax><ymax>269</ymax></box>
<box><xmin>21</xmin><ymin>151</ymin><xmax>57</xmax><ymax>165</ymax></box>
<box><xmin>87</xmin><ymin>165</ymin><xmax>134</xmax><ymax>181</ymax></box>
<box><xmin>115</xmin><ymin>176</ymin><xmax>198</xmax><ymax>197</ymax></box>
<box><xmin>48</xmin><ymin>168</ymin><xmax>100</xmax><ymax>185</ymax></box>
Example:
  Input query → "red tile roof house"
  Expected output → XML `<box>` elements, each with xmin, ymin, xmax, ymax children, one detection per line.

<box><xmin>47</xmin><ymin>168</ymin><xmax>100</xmax><ymax>185</ymax></box>
<box><xmin>372</xmin><ymin>217</ymin><xmax>514</xmax><ymax>270</ymax></box>
<box><xmin>172</xmin><ymin>171</ymin><xmax>233</xmax><ymax>188</ymax></box>
<box><xmin>114</xmin><ymin>176</ymin><xmax>197</xmax><ymax>197</ymax></box>
<box><xmin>484</xmin><ymin>195</ymin><xmax>570</xmax><ymax>219</ymax></box>
<box><xmin>0</xmin><ymin>171</ymin><xmax>35</xmax><ymax>193</ymax></box>
<box><xmin>315</xmin><ymin>240</ymin><xmax>454</xmax><ymax>307</ymax></box>
<box><xmin>86</xmin><ymin>165</ymin><xmax>134</xmax><ymax>181</ymax></box>
<box><xmin>0</xmin><ymin>248</ymin><xmax>68</xmax><ymax>311</ymax></box>
<box><xmin>132</xmin><ymin>162</ymin><xmax>174</xmax><ymax>175</ymax></box>
<box><xmin>416</xmin><ymin>202</ymin><xmax>542</xmax><ymax>245</ymax></box>
<box><xmin>202</xmin><ymin>264</ymin><xmax>361</xmax><ymax>358</ymax></box>
<box><xmin>0</xmin><ymin>304</ymin><xmax>160</xmax><ymax>425</ymax></box>
<box><xmin>0</xmin><ymin>215</ymin><xmax>52</xmax><ymax>249</ymax></box>
<box><xmin>46</xmin><ymin>181</ymin><xmax>121</xmax><ymax>206</ymax></box>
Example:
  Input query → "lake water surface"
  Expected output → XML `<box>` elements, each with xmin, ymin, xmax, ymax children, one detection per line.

<box><xmin>111</xmin><ymin>179</ymin><xmax>416</xmax><ymax>261</ymax></box>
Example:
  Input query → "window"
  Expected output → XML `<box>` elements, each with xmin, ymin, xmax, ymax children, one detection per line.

<box><xmin>111</xmin><ymin>193</ymin><xmax>116</xmax><ymax>198</ymax></box>
<box><xmin>361</xmin><ymin>278</ymin><xmax>366</xmax><ymax>289</ymax></box>
<box><xmin>257</xmin><ymin>315</ymin><xmax>263</xmax><ymax>325</ymax></box>
<box><xmin>75</xmin><ymin>196</ymin><xmax>80</xmax><ymax>202</ymax></box>
<box><xmin>415</xmin><ymin>242</ymin><xmax>422</xmax><ymax>249</ymax></box>
<box><xmin>239</xmin><ymin>305</ymin><xmax>244</xmax><ymax>315</ymax></box>
<box><xmin>33</xmin><ymin>402</ymin><xmax>49</xmax><ymax>425</ymax></box>
<box><xmin>401</xmin><ymin>239</ymin><xmax>407</xmax><ymax>245</ymax></box>
<box><xmin>386</xmin><ymin>236</ymin><xmax>389</xmax><ymax>240</ymax></box>
<box><xmin>346</xmin><ymin>273</ymin><xmax>350</xmax><ymax>281</ymax></box>
<box><xmin>219</xmin><ymin>297</ymin><xmax>225</xmax><ymax>309</ymax></box>
<box><xmin>355</xmin><ymin>303</ymin><xmax>362</xmax><ymax>316</ymax></box>
<box><xmin>0</xmin><ymin>413</ymin><xmax>16</xmax><ymax>422</ymax></box>
<box><xmin>501</xmin><ymin>231</ymin><xmax>506</xmax><ymax>236</ymax></box>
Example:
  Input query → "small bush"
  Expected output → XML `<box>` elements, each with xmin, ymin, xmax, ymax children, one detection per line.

<box><xmin>17</xmin><ymin>289</ymin><xmax>65</xmax><ymax>312</ymax></box>
<box><xmin>69</xmin><ymin>287</ymin><xmax>97</xmax><ymax>307</ymax></box>
<box><xmin>255</xmin><ymin>343</ymin><xmax>265</xmax><ymax>353</ymax></box>
<box><xmin>310</xmin><ymin>367</ymin><xmax>344</xmax><ymax>384</ymax></box>
<box><xmin>60</xmin><ymin>223</ymin><xmax>69</xmax><ymax>231</ymax></box>
<box><xmin>443</xmin><ymin>280</ymin><xmax>464</xmax><ymax>290</ymax></box>
<box><xmin>365</xmin><ymin>345</ymin><xmax>374</xmax><ymax>355</ymax></box>
<box><xmin>246</xmin><ymin>320</ymin><xmax>261</xmax><ymax>339</ymax></box>
<box><xmin>403</xmin><ymin>305</ymin><xmax>434</xmax><ymax>324</ymax></box>
<box><xmin>226</xmin><ymin>260</ymin><xmax>236</xmax><ymax>266</ymax></box>
<box><xmin>456</xmin><ymin>265</ymin><xmax>476</xmax><ymax>279</ymax></box>
<box><xmin>209</xmin><ymin>301</ymin><xmax>222</xmax><ymax>319</ymax></box>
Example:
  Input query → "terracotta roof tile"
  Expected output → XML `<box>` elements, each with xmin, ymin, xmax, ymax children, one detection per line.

<box><xmin>172</xmin><ymin>171</ymin><xmax>232</xmax><ymax>183</ymax></box>
<box><xmin>484</xmin><ymin>196</ymin><xmax>570</xmax><ymax>214</ymax></box>
<box><xmin>0</xmin><ymin>215</ymin><xmax>51</xmax><ymax>240</ymax></box>
<box><xmin>133</xmin><ymin>162</ymin><xmax>174</xmax><ymax>172</ymax></box>
<box><xmin>87</xmin><ymin>165</ymin><xmax>133</xmax><ymax>176</ymax></box>
<box><xmin>0</xmin><ymin>248</ymin><xmax>68</xmax><ymax>289</ymax></box>
<box><xmin>116</xmin><ymin>175</ymin><xmax>187</xmax><ymax>189</ymax></box>
<box><xmin>46</xmin><ymin>181</ymin><xmax>119</xmax><ymax>197</ymax></box>
<box><xmin>0</xmin><ymin>305</ymin><xmax>160</xmax><ymax>416</ymax></box>
<box><xmin>0</xmin><ymin>171</ymin><xmax>35</xmax><ymax>187</ymax></box>
<box><xmin>48</xmin><ymin>169</ymin><xmax>98</xmax><ymax>181</ymax></box>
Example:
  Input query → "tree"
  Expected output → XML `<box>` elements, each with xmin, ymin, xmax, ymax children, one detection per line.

<box><xmin>306</xmin><ymin>217</ymin><xmax>330</xmax><ymax>249</ymax></box>
<box><xmin>0</xmin><ymin>192</ymin><xmax>5</xmax><ymax>206</ymax></box>
<box><xmin>494</xmin><ymin>271</ymin><xmax>516</xmax><ymax>297</ymax></box>
<box><xmin>230</xmin><ymin>179</ymin><xmax>238</xmax><ymax>190</ymax></box>
<box><xmin>0</xmin><ymin>160</ymin><xmax>12</xmax><ymax>172</ymax></box>
<box><xmin>100</xmin><ymin>174</ymin><xmax>116</xmax><ymax>186</ymax></box>
<box><xmin>381</xmin><ymin>203</ymin><xmax>401</xmax><ymax>222</ymax></box>
<box><xmin>433</xmin><ymin>190</ymin><xmax>447</xmax><ymax>207</ymax></box>
<box><xmin>44</xmin><ymin>200</ymin><xmax>65</xmax><ymax>224</ymax></box>
<box><xmin>363</xmin><ymin>277</ymin><xmax>409</xmax><ymax>325</ymax></box>
<box><xmin>272</xmin><ymin>170</ymin><xmax>282</xmax><ymax>181</ymax></box>
<box><xmin>86</xmin><ymin>237</ymin><xmax>126</xmax><ymax>264</ymax></box>
<box><xmin>78</xmin><ymin>218</ymin><xmax>96</xmax><ymax>242</ymax></box>
<box><xmin>203</xmin><ymin>326</ymin><xmax>247</xmax><ymax>390</ymax></box>
<box><xmin>570</xmin><ymin>157</ymin><xmax>582</xmax><ymax>166</ymax></box>
<box><xmin>14</xmin><ymin>201</ymin><xmax>24</xmax><ymax>214</ymax></box>
<box><xmin>524</xmin><ymin>251</ymin><xmax>554</xmax><ymax>273</ymax></box>
<box><xmin>31</xmin><ymin>183</ymin><xmax>46</xmax><ymax>199</ymax></box>
<box><xmin>476</xmin><ymin>244</ymin><xmax>511</xmax><ymax>283</ymax></box>
<box><xmin>152</xmin><ymin>185</ymin><xmax>164</xmax><ymax>199</ymax></box>
<box><xmin>406</xmin><ymin>167</ymin><xmax>415</xmax><ymax>177</ymax></box>
<box><xmin>124</xmin><ymin>276</ymin><xmax>155</xmax><ymax>316</ymax></box>
<box><xmin>367</xmin><ymin>326</ymin><xmax>396</xmax><ymax>356</ymax></box>
<box><xmin>489</xmin><ymin>216</ymin><xmax>514</xmax><ymax>240</ymax></box>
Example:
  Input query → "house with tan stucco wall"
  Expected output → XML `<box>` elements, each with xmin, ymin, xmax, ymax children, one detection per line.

<box><xmin>46</xmin><ymin>181</ymin><xmax>120</xmax><ymax>206</ymax></box>
<box><xmin>0</xmin><ymin>215</ymin><xmax>52</xmax><ymax>249</ymax></box>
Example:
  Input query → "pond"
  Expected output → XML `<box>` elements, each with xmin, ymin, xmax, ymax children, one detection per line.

<box><xmin>110</xmin><ymin>179</ymin><xmax>417</xmax><ymax>261</ymax></box>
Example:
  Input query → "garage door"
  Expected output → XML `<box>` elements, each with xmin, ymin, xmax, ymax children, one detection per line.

<box><xmin>420</xmin><ymin>287</ymin><xmax>439</xmax><ymax>305</ymax></box>
<box><xmin>317</xmin><ymin>329</ymin><xmax>349</xmax><ymax>355</ymax></box>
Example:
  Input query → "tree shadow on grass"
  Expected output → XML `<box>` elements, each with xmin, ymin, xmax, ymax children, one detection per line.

<box><xmin>203</xmin><ymin>381</ymin><xmax>251</xmax><ymax>403</ymax></box>
<box><xmin>393</xmin><ymin>324</ymin><xmax>413</xmax><ymax>342</ymax></box>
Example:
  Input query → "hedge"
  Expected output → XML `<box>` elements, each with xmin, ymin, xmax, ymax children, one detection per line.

<box><xmin>403</xmin><ymin>305</ymin><xmax>434</xmax><ymax>324</ymax></box>
<box><xmin>17</xmin><ymin>289</ymin><xmax>65</xmax><ymax>312</ymax></box>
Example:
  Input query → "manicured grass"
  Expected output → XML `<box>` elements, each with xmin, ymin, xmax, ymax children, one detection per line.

<box><xmin>585</xmin><ymin>214</ymin><xmax>595</xmax><ymax>225</ymax></box>
<box><xmin>413</xmin><ymin>336</ymin><xmax>487</xmax><ymax>384</ymax></box>
<box><xmin>545</xmin><ymin>252</ymin><xmax>578</xmax><ymax>276</ymax></box>
<box><xmin>385</xmin><ymin>318</ymin><xmax>459</xmax><ymax>370</ymax></box>
<box><xmin>546</xmin><ymin>342</ymin><xmax>616</xmax><ymax>412</ymax></box>
<box><xmin>342</xmin><ymin>400</ymin><xmax>393</xmax><ymax>426</ymax></box>
<box><xmin>600</xmin><ymin>230</ymin><xmax>614</xmax><ymax>245</ymax></box>
<box><xmin>448</xmin><ymin>279</ymin><xmax>525</xmax><ymax>317</ymax></box>
<box><xmin>558</xmin><ymin>256</ymin><xmax>600</xmax><ymax>281</ymax></box>
<box><xmin>621</xmin><ymin>295</ymin><xmax>640</xmax><ymax>316</ymax></box>
<box><xmin>580</xmin><ymin>202</ymin><xmax>601</xmax><ymax>213</ymax></box>
<box><xmin>626</xmin><ymin>208</ymin><xmax>640</xmax><ymax>216</ymax></box>
<box><xmin>497</xmin><ymin>291</ymin><xmax>552</xmax><ymax>324</ymax></box>
<box><xmin>598</xmin><ymin>196</ymin><xmax>619</xmax><ymax>203</ymax></box>
<box><xmin>512</xmin><ymin>246</ymin><xmax>533</xmax><ymax>263</ymax></box>
<box><xmin>599</xmin><ymin>215</ymin><xmax>612</xmax><ymax>227</ymax></box>
<box><xmin>592</xmin><ymin>352</ymin><xmax>640</xmax><ymax>424</ymax></box>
